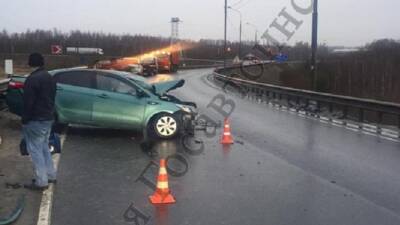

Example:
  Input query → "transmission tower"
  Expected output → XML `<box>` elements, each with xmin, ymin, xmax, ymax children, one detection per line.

<box><xmin>170</xmin><ymin>17</ymin><xmax>181</xmax><ymax>45</ymax></box>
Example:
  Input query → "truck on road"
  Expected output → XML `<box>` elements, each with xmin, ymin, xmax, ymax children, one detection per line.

<box><xmin>94</xmin><ymin>49</ymin><xmax>180</xmax><ymax>75</ymax></box>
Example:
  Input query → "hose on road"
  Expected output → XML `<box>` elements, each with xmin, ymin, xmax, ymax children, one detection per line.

<box><xmin>0</xmin><ymin>195</ymin><xmax>25</xmax><ymax>225</ymax></box>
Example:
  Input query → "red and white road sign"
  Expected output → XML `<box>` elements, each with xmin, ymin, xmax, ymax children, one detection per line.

<box><xmin>51</xmin><ymin>45</ymin><xmax>63</xmax><ymax>55</ymax></box>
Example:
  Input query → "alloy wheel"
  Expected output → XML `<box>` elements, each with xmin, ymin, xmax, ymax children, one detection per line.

<box><xmin>156</xmin><ymin>116</ymin><xmax>178</xmax><ymax>137</ymax></box>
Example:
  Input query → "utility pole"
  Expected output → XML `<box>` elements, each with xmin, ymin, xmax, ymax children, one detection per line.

<box><xmin>228</xmin><ymin>6</ymin><xmax>242</xmax><ymax>58</ymax></box>
<box><xmin>246</xmin><ymin>22</ymin><xmax>258</xmax><ymax>44</ymax></box>
<box><xmin>239</xmin><ymin>21</ymin><xmax>242</xmax><ymax>58</ymax></box>
<box><xmin>311</xmin><ymin>0</ymin><xmax>319</xmax><ymax>89</ymax></box>
<box><xmin>224</xmin><ymin>0</ymin><xmax>228</xmax><ymax>68</ymax></box>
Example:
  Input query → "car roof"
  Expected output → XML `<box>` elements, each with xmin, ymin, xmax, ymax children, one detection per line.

<box><xmin>50</xmin><ymin>68</ymin><xmax>147</xmax><ymax>83</ymax></box>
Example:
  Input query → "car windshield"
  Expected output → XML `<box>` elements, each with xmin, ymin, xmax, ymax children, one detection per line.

<box><xmin>124</xmin><ymin>74</ymin><xmax>155</xmax><ymax>93</ymax></box>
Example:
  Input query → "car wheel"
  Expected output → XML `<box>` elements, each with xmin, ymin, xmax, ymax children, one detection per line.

<box><xmin>151</xmin><ymin>113</ymin><xmax>180</xmax><ymax>139</ymax></box>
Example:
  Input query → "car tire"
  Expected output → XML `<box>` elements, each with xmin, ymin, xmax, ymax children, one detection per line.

<box><xmin>150</xmin><ymin>113</ymin><xmax>180</xmax><ymax>139</ymax></box>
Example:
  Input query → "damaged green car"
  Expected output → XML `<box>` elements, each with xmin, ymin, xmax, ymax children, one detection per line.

<box><xmin>6</xmin><ymin>68</ymin><xmax>196</xmax><ymax>139</ymax></box>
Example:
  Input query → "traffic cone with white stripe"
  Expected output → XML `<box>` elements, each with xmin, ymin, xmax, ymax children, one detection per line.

<box><xmin>149</xmin><ymin>159</ymin><xmax>176</xmax><ymax>204</ymax></box>
<box><xmin>221</xmin><ymin>118</ymin><xmax>234</xmax><ymax>144</ymax></box>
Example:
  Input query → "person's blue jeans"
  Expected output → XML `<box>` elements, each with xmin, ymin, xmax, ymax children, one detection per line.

<box><xmin>22</xmin><ymin>120</ymin><xmax>56</xmax><ymax>187</ymax></box>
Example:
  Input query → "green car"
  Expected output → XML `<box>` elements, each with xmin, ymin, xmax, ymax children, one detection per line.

<box><xmin>6</xmin><ymin>68</ymin><xmax>196</xmax><ymax>139</ymax></box>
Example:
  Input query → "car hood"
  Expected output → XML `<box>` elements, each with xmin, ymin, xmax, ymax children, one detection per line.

<box><xmin>153</xmin><ymin>79</ymin><xmax>185</xmax><ymax>96</ymax></box>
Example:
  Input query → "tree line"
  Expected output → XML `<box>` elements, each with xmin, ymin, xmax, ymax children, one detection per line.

<box><xmin>0</xmin><ymin>29</ymin><xmax>332</xmax><ymax>61</ymax></box>
<box><xmin>0</xmin><ymin>29</ymin><xmax>398</xmax><ymax>62</ymax></box>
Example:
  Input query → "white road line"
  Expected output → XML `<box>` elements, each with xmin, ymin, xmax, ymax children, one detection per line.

<box><xmin>36</xmin><ymin>134</ymin><xmax>66</xmax><ymax>225</ymax></box>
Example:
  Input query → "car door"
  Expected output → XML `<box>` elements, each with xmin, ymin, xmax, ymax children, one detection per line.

<box><xmin>53</xmin><ymin>71</ymin><xmax>96</xmax><ymax>125</ymax></box>
<box><xmin>91</xmin><ymin>72</ymin><xmax>147</xmax><ymax>129</ymax></box>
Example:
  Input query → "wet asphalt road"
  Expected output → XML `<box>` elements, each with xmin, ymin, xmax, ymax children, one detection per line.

<box><xmin>52</xmin><ymin>69</ymin><xmax>400</xmax><ymax>225</ymax></box>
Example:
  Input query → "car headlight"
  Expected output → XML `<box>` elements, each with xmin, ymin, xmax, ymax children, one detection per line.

<box><xmin>176</xmin><ymin>104</ymin><xmax>192</xmax><ymax>114</ymax></box>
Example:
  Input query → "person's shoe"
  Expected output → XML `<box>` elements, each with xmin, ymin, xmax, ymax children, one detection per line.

<box><xmin>48</xmin><ymin>179</ymin><xmax>57</xmax><ymax>184</ymax></box>
<box><xmin>32</xmin><ymin>179</ymin><xmax>57</xmax><ymax>184</ymax></box>
<box><xmin>24</xmin><ymin>182</ymin><xmax>48</xmax><ymax>191</ymax></box>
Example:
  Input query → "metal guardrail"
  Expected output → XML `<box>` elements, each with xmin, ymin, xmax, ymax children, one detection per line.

<box><xmin>180</xmin><ymin>64</ymin><xmax>223</xmax><ymax>70</ymax></box>
<box><xmin>0</xmin><ymin>78</ymin><xmax>10</xmax><ymax>110</ymax></box>
<box><xmin>213</xmin><ymin>67</ymin><xmax>400</xmax><ymax>139</ymax></box>
<box><xmin>0</xmin><ymin>78</ymin><xmax>10</xmax><ymax>94</ymax></box>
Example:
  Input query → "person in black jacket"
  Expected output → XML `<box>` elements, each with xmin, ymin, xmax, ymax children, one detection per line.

<box><xmin>22</xmin><ymin>53</ymin><xmax>57</xmax><ymax>191</ymax></box>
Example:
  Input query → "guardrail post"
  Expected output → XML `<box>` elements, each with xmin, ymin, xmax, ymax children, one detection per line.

<box><xmin>398</xmin><ymin>115</ymin><xmax>400</xmax><ymax>138</ymax></box>
<box><xmin>305</xmin><ymin>99</ymin><xmax>310</xmax><ymax>115</ymax></box>
<box><xmin>358</xmin><ymin>109</ymin><xmax>364</xmax><ymax>129</ymax></box>
<box><xmin>263</xmin><ymin>90</ymin><xmax>266</xmax><ymax>103</ymax></box>
<box><xmin>343</xmin><ymin>106</ymin><xmax>348</xmax><ymax>125</ymax></box>
<box><xmin>265</xmin><ymin>90</ymin><xmax>270</xmax><ymax>104</ymax></box>
<box><xmin>296</xmin><ymin>97</ymin><xmax>300</xmax><ymax>112</ymax></box>
<box><xmin>377</xmin><ymin>112</ymin><xmax>383</xmax><ymax>135</ymax></box>
<box><xmin>328</xmin><ymin>103</ymin><xmax>333</xmax><ymax>121</ymax></box>
<box><xmin>328</xmin><ymin>103</ymin><xmax>333</xmax><ymax>113</ymax></box>
<box><xmin>278</xmin><ymin>93</ymin><xmax>282</xmax><ymax>108</ymax></box>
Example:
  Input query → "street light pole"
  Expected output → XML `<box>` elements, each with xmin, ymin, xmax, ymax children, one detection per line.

<box><xmin>311</xmin><ymin>0</ymin><xmax>319</xmax><ymax>89</ymax></box>
<box><xmin>228</xmin><ymin>6</ymin><xmax>242</xmax><ymax>58</ymax></box>
<box><xmin>240</xmin><ymin>21</ymin><xmax>242</xmax><ymax>58</ymax></box>
<box><xmin>246</xmin><ymin>22</ymin><xmax>258</xmax><ymax>44</ymax></box>
<box><xmin>224</xmin><ymin>0</ymin><xmax>228</xmax><ymax>68</ymax></box>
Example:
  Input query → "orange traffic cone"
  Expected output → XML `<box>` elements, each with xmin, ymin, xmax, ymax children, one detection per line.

<box><xmin>221</xmin><ymin>118</ymin><xmax>234</xmax><ymax>144</ymax></box>
<box><xmin>149</xmin><ymin>159</ymin><xmax>176</xmax><ymax>204</ymax></box>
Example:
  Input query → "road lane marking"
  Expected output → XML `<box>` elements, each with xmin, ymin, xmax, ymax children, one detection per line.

<box><xmin>36</xmin><ymin>134</ymin><xmax>66</xmax><ymax>225</ymax></box>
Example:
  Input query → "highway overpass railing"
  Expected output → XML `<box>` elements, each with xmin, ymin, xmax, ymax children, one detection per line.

<box><xmin>213</xmin><ymin>66</ymin><xmax>400</xmax><ymax>139</ymax></box>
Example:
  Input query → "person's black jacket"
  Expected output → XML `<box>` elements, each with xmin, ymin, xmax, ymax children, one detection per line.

<box><xmin>22</xmin><ymin>68</ymin><xmax>56</xmax><ymax>124</ymax></box>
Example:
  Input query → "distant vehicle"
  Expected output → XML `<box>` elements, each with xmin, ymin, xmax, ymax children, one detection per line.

<box><xmin>274</xmin><ymin>53</ymin><xmax>288</xmax><ymax>62</ymax></box>
<box><xmin>94</xmin><ymin>49</ymin><xmax>181</xmax><ymax>75</ymax></box>
<box><xmin>6</xmin><ymin>69</ymin><xmax>196</xmax><ymax>139</ymax></box>
<box><xmin>67</xmin><ymin>47</ymin><xmax>104</xmax><ymax>55</ymax></box>
<box><xmin>139</xmin><ymin>57</ymin><xmax>158</xmax><ymax>77</ymax></box>
<box><xmin>95</xmin><ymin>57</ymin><xmax>140</xmax><ymax>72</ymax></box>
<box><xmin>154</xmin><ymin>51</ymin><xmax>180</xmax><ymax>73</ymax></box>
<box><xmin>242</xmin><ymin>54</ymin><xmax>261</xmax><ymax>65</ymax></box>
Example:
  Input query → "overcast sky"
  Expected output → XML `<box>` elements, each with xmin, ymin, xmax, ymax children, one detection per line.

<box><xmin>1</xmin><ymin>0</ymin><xmax>399</xmax><ymax>46</ymax></box>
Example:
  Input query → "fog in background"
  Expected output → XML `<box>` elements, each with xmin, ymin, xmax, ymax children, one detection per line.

<box><xmin>1</xmin><ymin>0</ymin><xmax>399</xmax><ymax>46</ymax></box>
